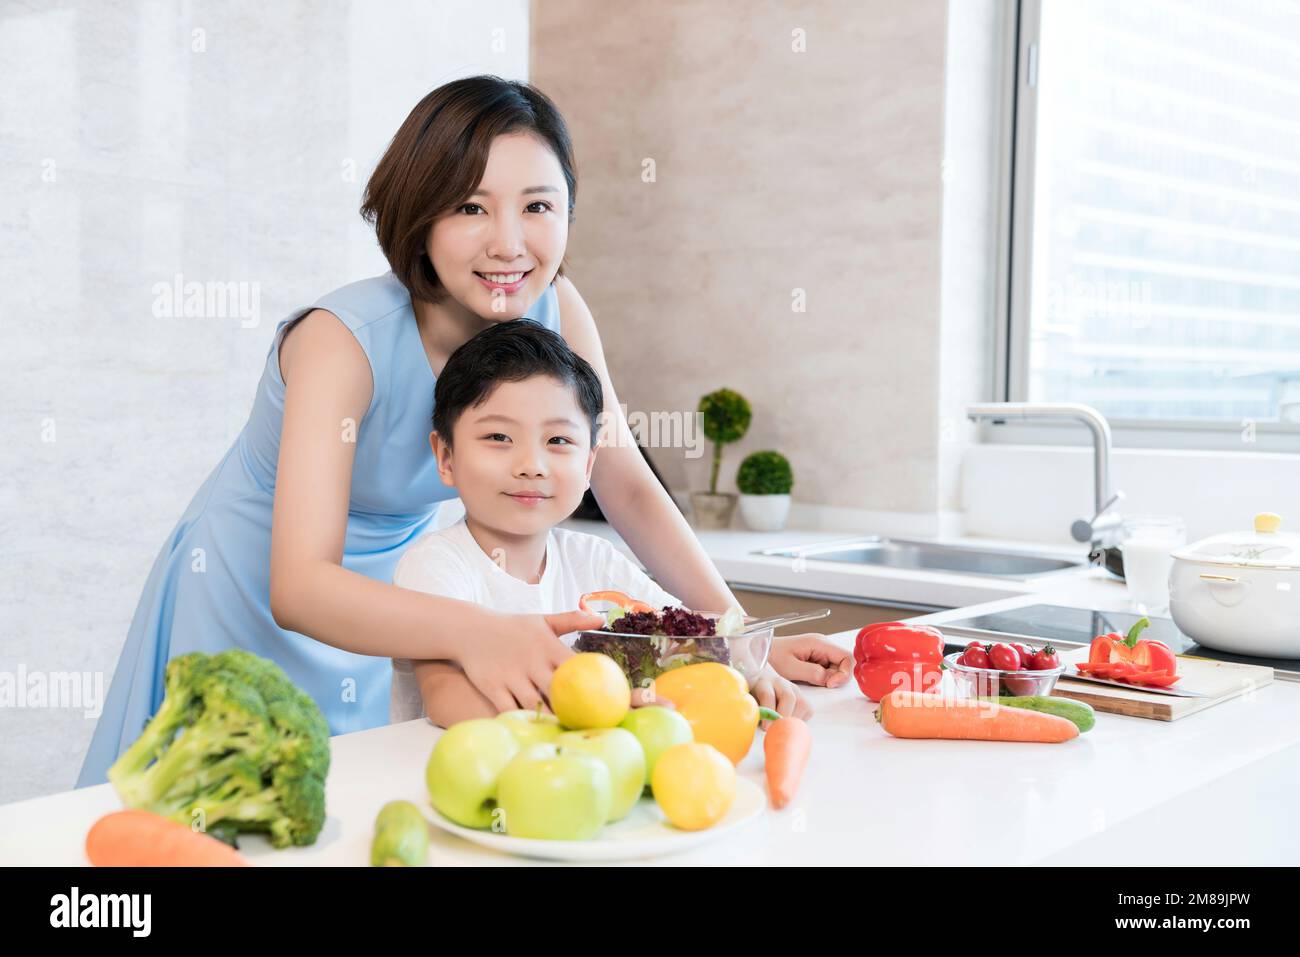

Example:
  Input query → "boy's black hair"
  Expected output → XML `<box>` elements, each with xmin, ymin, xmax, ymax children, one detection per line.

<box><xmin>432</xmin><ymin>319</ymin><xmax>605</xmax><ymax>447</ymax></box>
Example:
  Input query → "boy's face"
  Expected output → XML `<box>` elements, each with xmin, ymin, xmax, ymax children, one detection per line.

<box><xmin>432</xmin><ymin>375</ymin><xmax>597</xmax><ymax>537</ymax></box>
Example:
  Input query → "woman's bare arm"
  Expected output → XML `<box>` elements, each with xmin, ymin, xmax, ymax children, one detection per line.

<box><xmin>268</xmin><ymin>309</ymin><xmax>484</xmax><ymax>657</ymax></box>
<box><xmin>555</xmin><ymin>278</ymin><xmax>742</xmax><ymax>614</ymax></box>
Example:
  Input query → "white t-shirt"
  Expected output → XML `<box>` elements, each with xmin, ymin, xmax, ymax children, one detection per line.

<box><xmin>389</xmin><ymin>519</ymin><xmax>680</xmax><ymax>722</ymax></box>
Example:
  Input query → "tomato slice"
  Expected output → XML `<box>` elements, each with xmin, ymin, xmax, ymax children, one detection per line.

<box><xmin>578</xmin><ymin>590</ymin><xmax>654</xmax><ymax>614</ymax></box>
<box><xmin>1079</xmin><ymin>662</ymin><xmax>1116</xmax><ymax>678</ymax></box>
<box><xmin>1124</xmin><ymin>670</ymin><xmax>1182</xmax><ymax>687</ymax></box>
<box><xmin>1075</xmin><ymin>661</ymin><xmax>1140</xmax><ymax>680</ymax></box>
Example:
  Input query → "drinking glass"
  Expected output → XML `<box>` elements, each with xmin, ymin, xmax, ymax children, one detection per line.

<box><xmin>1120</xmin><ymin>516</ymin><xmax>1187</xmax><ymax>616</ymax></box>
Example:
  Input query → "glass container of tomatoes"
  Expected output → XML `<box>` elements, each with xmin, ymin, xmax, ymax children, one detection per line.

<box><xmin>945</xmin><ymin>640</ymin><xmax>1064</xmax><ymax>697</ymax></box>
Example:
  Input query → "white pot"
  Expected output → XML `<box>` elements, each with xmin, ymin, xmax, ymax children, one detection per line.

<box><xmin>738</xmin><ymin>494</ymin><xmax>791</xmax><ymax>532</ymax></box>
<box><xmin>1168</xmin><ymin>511</ymin><xmax>1300</xmax><ymax>658</ymax></box>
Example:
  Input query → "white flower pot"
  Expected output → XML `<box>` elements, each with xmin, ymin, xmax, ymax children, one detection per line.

<box><xmin>690</xmin><ymin>492</ymin><xmax>737</xmax><ymax>530</ymax></box>
<box><xmin>738</xmin><ymin>494</ymin><xmax>791</xmax><ymax>532</ymax></box>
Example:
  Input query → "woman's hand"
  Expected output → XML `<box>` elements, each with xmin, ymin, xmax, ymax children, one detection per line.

<box><xmin>767</xmin><ymin>633</ymin><xmax>853</xmax><ymax>690</ymax></box>
<box><xmin>457</xmin><ymin>609</ymin><xmax>602</xmax><ymax>713</ymax></box>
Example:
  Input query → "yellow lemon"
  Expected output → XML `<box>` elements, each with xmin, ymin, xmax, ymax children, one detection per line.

<box><xmin>651</xmin><ymin>742</ymin><xmax>736</xmax><ymax>830</ymax></box>
<box><xmin>550</xmin><ymin>653</ymin><xmax>631</xmax><ymax>730</ymax></box>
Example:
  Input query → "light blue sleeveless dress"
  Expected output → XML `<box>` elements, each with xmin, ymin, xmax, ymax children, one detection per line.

<box><xmin>77</xmin><ymin>272</ymin><xmax>563</xmax><ymax>787</ymax></box>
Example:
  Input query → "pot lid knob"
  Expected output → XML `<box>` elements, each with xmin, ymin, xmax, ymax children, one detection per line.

<box><xmin>1254</xmin><ymin>512</ymin><xmax>1282</xmax><ymax>534</ymax></box>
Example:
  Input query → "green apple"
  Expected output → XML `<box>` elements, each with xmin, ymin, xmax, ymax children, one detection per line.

<box><xmin>619</xmin><ymin>706</ymin><xmax>693</xmax><ymax>793</ymax></box>
<box><xmin>496</xmin><ymin>709</ymin><xmax>562</xmax><ymax>746</ymax></box>
<box><xmin>496</xmin><ymin>743</ymin><xmax>612</xmax><ymax>840</ymax></box>
<box><xmin>426</xmin><ymin>719</ymin><xmax>521</xmax><ymax>829</ymax></box>
<box><xmin>555</xmin><ymin>727</ymin><xmax>646</xmax><ymax>822</ymax></box>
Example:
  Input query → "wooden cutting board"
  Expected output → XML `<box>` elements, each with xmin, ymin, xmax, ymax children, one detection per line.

<box><xmin>1051</xmin><ymin>646</ymin><xmax>1275</xmax><ymax>721</ymax></box>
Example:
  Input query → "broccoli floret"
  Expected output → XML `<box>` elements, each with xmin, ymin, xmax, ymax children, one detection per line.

<box><xmin>108</xmin><ymin>649</ymin><xmax>330</xmax><ymax>848</ymax></box>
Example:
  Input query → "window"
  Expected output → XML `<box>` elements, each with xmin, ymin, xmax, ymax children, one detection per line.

<box><xmin>1006</xmin><ymin>0</ymin><xmax>1300</xmax><ymax>435</ymax></box>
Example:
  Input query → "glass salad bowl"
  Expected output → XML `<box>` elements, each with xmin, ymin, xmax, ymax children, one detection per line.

<box><xmin>944</xmin><ymin>652</ymin><xmax>1064</xmax><ymax>698</ymax></box>
<box><xmin>569</xmin><ymin>608</ymin><xmax>773</xmax><ymax>690</ymax></box>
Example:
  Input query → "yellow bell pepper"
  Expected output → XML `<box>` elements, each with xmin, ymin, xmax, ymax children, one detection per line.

<box><xmin>650</xmin><ymin>663</ymin><xmax>762</xmax><ymax>765</ymax></box>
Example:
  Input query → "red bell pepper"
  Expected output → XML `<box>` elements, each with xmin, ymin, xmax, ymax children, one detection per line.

<box><xmin>1084</xmin><ymin>618</ymin><xmax>1180</xmax><ymax>687</ymax></box>
<box><xmin>852</xmin><ymin>621</ymin><xmax>945</xmax><ymax>702</ymax></box>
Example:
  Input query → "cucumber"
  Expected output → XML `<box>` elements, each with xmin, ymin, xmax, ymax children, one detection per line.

<box><xmin>371</xmin><ymin>800</ymin><xmax>430</xmax><ymax>867</ymax></box>
<box><xmin>980</xmin><ymin>695</ymin><xmax>1095</xmax><ymax>733</ymax></box>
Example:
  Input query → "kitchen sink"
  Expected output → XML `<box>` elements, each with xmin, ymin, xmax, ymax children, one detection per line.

<box><xmin>754</xmin><ymin>537</ymin><xmax>1086</xmax><ymax>579</ymax></box>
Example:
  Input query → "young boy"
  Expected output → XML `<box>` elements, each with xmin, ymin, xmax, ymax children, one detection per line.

<box><xmin>391</xmin><ymin>320</ymin><xmax>848</xmax><ymax>726</ymax></box>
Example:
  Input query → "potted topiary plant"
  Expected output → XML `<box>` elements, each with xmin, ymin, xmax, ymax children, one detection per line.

<box><xmin>736</xmin><ymin>450</ymin><xmax>794</xmax><ymax>531</ymax></box>
<box><xmin>691</xmin><ymin>387</ymin><xmax>751</xmax><ymax>529</ymax></box>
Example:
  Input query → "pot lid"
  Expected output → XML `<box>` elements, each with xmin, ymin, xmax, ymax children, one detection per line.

<box><xmin>1172</xmin><ymin>512</ymin><xmax>1300</xmax><ymax>569</ymax></box>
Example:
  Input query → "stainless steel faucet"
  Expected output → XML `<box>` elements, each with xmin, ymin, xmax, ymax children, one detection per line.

<box><xmin>965</xmin><ymin>402</ymin><xmax>1125</xmax><ymax>550</ymax></box>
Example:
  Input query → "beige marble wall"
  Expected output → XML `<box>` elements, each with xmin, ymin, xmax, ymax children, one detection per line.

<box><xmin>532</xmin><ymin>0</ymin><xmax>952</xmax><ymax>513</ymax></box>
<box><xmin>939</xmin><ymin>0</ymin><xmax>1005</xmax><ymax>512</ymax></box>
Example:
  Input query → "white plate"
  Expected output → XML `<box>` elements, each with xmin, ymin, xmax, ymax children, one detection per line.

<box><xmin>427</xmin><ymin>777</ymin><xmax>765</xmax><ymax>862</ymax></box>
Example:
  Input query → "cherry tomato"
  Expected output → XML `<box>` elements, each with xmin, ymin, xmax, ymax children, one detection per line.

<box><xmin>988</xmin><ymin>643</ymin><xmax>1021</xmax><ymax>671</ymax></box>
<box><xmin>1001</xmin><ymin>673</ymin><xmax>1040</xmax><ymax>696</ymax></box>
<box><xmin>963</xmin><ymin>647</ymin><xmax>992</xmax><ymax>670</ymax></box>
<box><xmin>1011</xmin><ymin>643</ymin><xmax>1035</xmax><ymax>666</ymax></box>
<box><xmin>1030</xmin><ymin>644</ymin><xmax>1060</xmax><ymax>670</ymax></box>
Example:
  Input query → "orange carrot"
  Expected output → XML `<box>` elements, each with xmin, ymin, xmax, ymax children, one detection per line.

<box><xmin>763</xmin><ymin>716</ymin><xmax>812</xmax><ymax>809</ymax></box>
<box><xmin>85</xmin><ymin>810</ymin><xmax>250</xmax><ymax>867</ymax></box>
<box><xmin>876</xmin><ymin>690</ymin><xmax>1078</xmax><ymax>743</ymax></box>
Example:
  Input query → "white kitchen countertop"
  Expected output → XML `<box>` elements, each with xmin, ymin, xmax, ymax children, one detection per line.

<box><xmin>3</xmin><ymin>566</ymin><xmax>1297</xmax><ymax>866</ymax></box>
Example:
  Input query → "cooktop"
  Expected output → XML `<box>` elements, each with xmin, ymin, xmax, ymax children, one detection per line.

<box><xmin>935</xmin><ymin>603</ymin><xmax>1300</xmax><ymax>681</ymax></box>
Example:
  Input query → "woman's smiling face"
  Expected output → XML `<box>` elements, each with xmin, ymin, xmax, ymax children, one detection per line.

<box><xmin>425</xmin><ymin>132</ymin><xmax>570</xmax><ymax>319</ymax></box>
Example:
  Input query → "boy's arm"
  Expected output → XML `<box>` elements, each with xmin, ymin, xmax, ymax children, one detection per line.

<box><xmin>413</xmin><ymin>659</ymin><xmax>497</xmax><ymax>726</ymax></box>
<box><xmin>396</xmin><ymin>544</ymin><xmax>494</xmax><ymax>724</ymax></box>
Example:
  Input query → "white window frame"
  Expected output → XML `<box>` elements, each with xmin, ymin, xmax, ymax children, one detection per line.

<box><xmin>989</xmin><ymin>0</ymin><xmax>1300</xmax><ymax>454</ymax></box>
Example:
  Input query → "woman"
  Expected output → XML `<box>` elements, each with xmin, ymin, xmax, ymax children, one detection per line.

<box><xmin>79</xmin><ymin>76</ymin><xmax>848</xmax><ymax>787</ymax></box>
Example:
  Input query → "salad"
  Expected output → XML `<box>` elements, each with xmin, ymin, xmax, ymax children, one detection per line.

<box><xmin>572</xmin><ymin>591</ymin><xmax>746</xmax><ymax>687</ymax></box>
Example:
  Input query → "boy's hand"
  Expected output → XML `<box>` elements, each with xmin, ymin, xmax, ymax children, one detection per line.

<box><xmin>750</xmin><ymin>667</ymin><xmax>812</xmax><ymax>720</ymax></box>
<box><xmin>630</xmin><ymin>685</ymin><xmax>677</xmax><ymax>709</ymax></box>
<box><xmin>767</xmin><ymin>633</ymin><xmax>853</xmax><ymax>690</ymax></box>
<box><xmin>458</xmin><ymin>609</ymin><xmax>603</xmax><ymax>713</ymax></box>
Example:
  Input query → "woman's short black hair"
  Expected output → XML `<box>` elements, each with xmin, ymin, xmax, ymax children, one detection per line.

<box><xmin>432</xmin><ymin>320</ymin><xmax>604</xmax><ymax>447</ymax></box>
